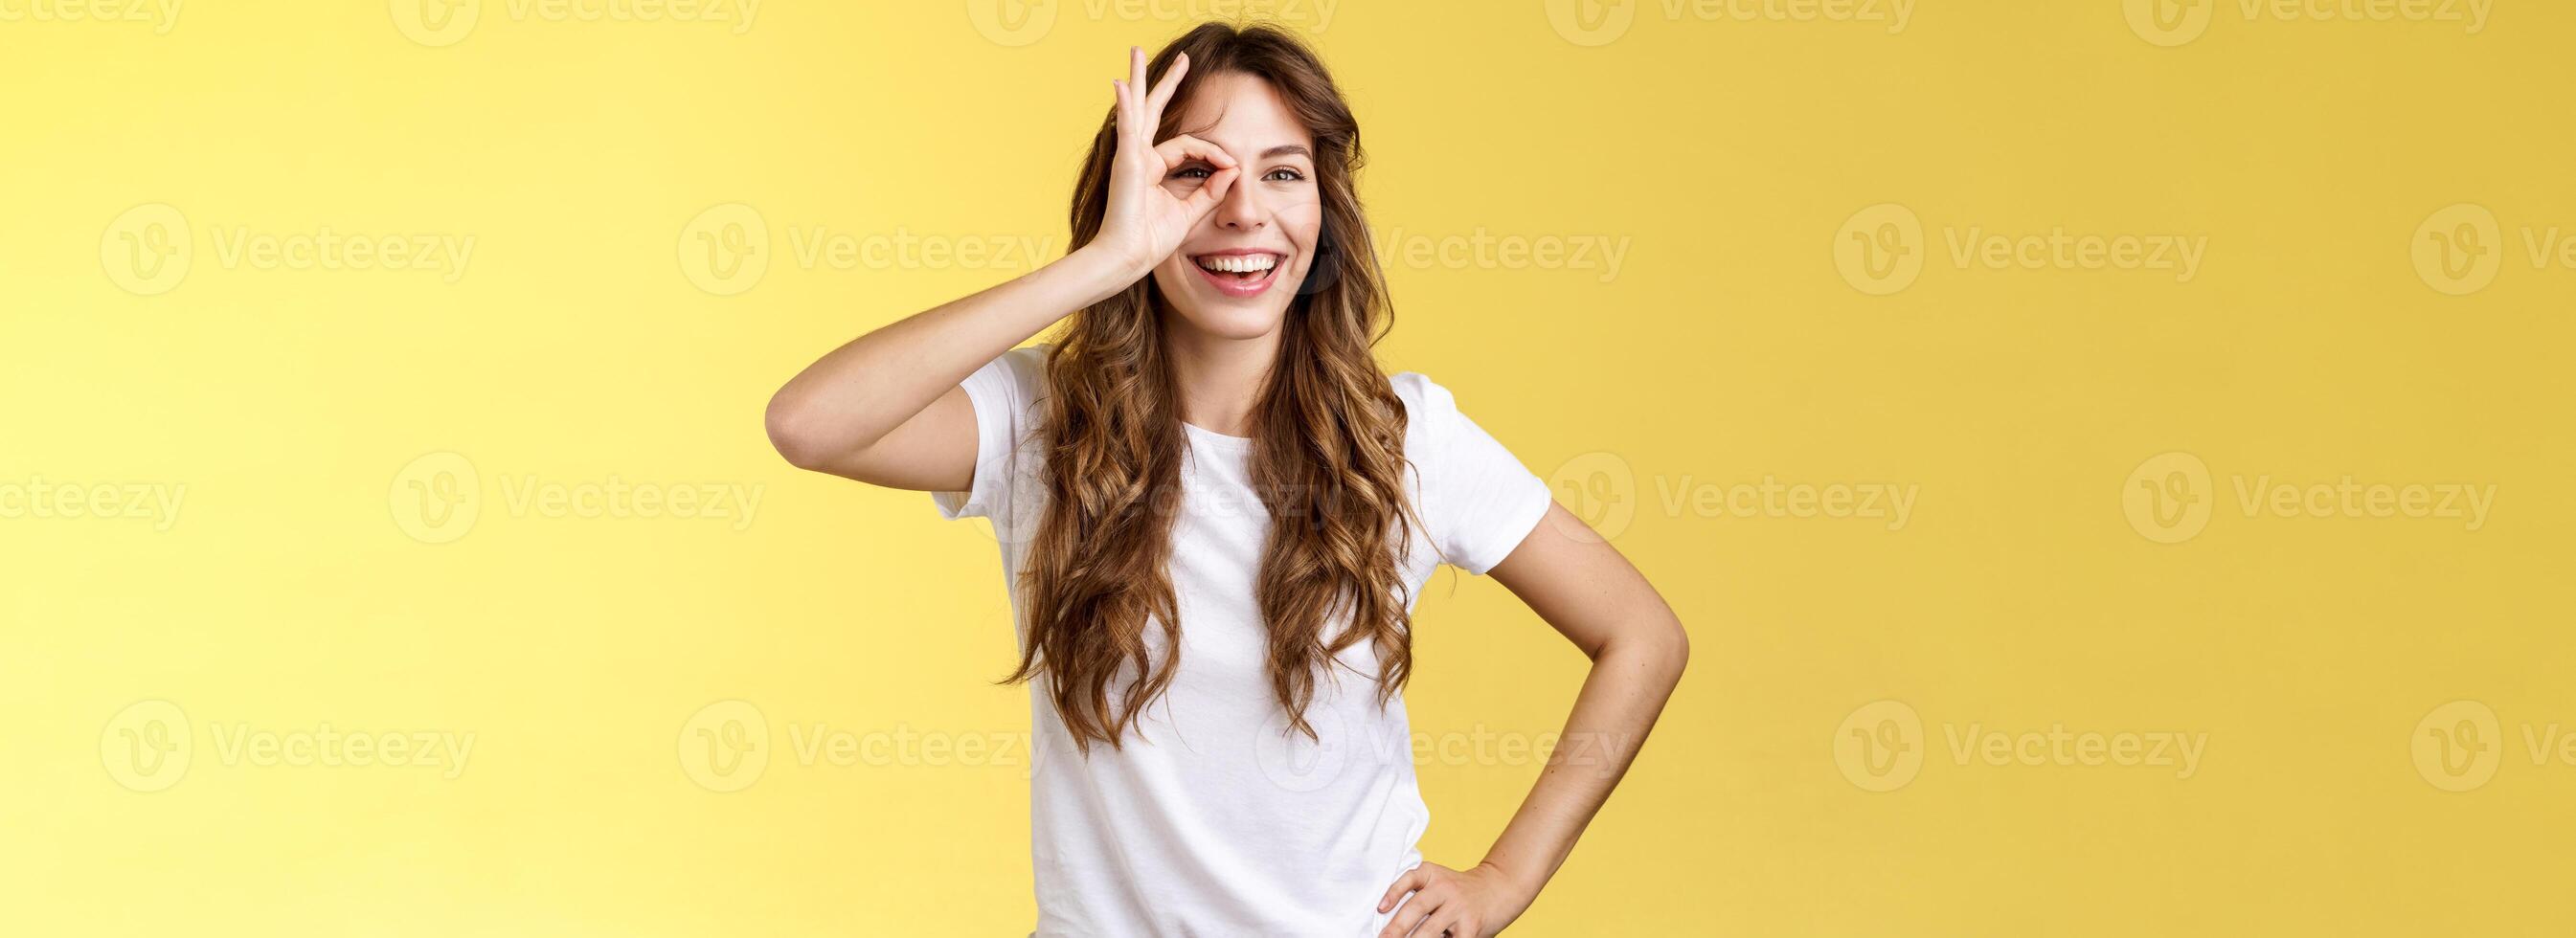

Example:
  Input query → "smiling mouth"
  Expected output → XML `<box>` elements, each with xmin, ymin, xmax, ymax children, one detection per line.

<box><xmin>1188</xmin><ymin>252</ymin><xmax>1288</xmax><ymax>297</ymax></box>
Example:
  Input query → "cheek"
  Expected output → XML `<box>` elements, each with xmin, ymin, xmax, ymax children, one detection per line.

<box><xmin>1278</xmin><ymin>202</ymin><xmax>1324</xmax><ymax>260</ymax></box>
<box><xmin>1149</xmin><ymin>257</ymin><xmax>1193</xmax><ymax>296</ymax></box>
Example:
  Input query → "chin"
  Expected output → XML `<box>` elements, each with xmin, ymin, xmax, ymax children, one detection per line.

<box><xmin>1172</xmin><ymin>301</ymin><xmax>1288</xmax><ymax>340</ymax></box>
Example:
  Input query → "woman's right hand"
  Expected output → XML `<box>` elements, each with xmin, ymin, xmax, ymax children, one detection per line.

<box><xmin>768</xmin><ymin>51</ymin><xmax>1242</xmax><ymax>491</ymax></box>
<box><xmin>1090</xmin><ymin>46</ymin><xmax>1241</xmax><ymax>279</ymax></box>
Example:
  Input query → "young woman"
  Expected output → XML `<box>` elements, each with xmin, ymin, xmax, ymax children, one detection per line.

<box><xmin>765</xmin><ymin>23</ymin><xmax>1687</xmax><ymax>937</ymax></box>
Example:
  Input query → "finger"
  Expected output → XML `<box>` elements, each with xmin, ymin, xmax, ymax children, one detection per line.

<box><xmin>1422</xmin><ymin>910</ymin><xmax>1467</xmax><ymax>938</ymax></box>
<box><xmin>1378</xmin><ymin>890</ymin><xmax>1441</xmax><ymax>938</ymax></box>
<box><xmin>1183</xmin><ymin>167</ymin><xmax>1241</xmax><ymax>214</ymax></box>
<box><xmin>1127</xmin><ymin>46</ymin><xmax>1149</xmax><ymax>137</ymax></box>
<box><xmin>1152</xmin><ymin>133</ymin><xmax>1236</xmax><ymax>171</ymax></box>
<box><xmin>1143</xmin><ymin>51</ymin><xmax>1190</xmax><ymax>119</ymax></box>
<box><xmin>1111</xmin><ymin>78</ymin><xmax>1134</xmax><ymax>138</ymax></box>
<box><xmin>1377</xmin><ymin>867</ymin><xmax>1425</xmax><ymax>914</ymax></box>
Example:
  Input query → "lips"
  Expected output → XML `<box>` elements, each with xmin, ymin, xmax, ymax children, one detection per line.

<box><xmin>1187</xmin><ymin>249</ymin><xmax>1288</xmax><ymax>299</ymax></box>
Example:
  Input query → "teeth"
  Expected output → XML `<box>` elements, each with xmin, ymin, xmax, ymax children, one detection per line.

<box><xmin>1195</xmin><ymin>254</ymin><xmax>1277</xmax><ymax>273</ymax></box>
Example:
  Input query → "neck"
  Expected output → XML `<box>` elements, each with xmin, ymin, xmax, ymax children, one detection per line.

<box><xmin>1161</xmin><ymin>314</ymin><xmax>1280</xmax><ymax>438</ymax></box>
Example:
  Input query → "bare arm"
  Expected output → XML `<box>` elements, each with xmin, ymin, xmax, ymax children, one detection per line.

<box><xmin>1379</xmin><ymin>502</ymin><xmax>1690</xmax><ymax>938</ymax></box>
<box><xmin>762</xmin><ymin>46</ymin><xmax>1240</xmax><ymax>489</ymax></box>
<box><xmin>763</xmin><ymin>248</ymin><xmax>1137</xmax><ymax>489</ymax></box>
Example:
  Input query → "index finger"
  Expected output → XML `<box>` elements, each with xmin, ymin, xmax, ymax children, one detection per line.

<box><xmin>1128</xmin><ymin>46</ymin><xmax>1149</xmax><ymax>129</ymax></box>
<box><xmin>1144</xmin><ymin>51</ymin><xmax>1190</xmax><ymax>120</ymax></box>
<box><xmin>1376</xmin><ymin>866</ymin><xmax>1424</xmax><ymax>913</ymax></box>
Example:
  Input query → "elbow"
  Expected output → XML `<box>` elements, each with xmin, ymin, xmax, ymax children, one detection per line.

<box><xmin>1638</xmin><ymin>614</ymin><xmax>1689</xmax><ymax>690</ymax></box>
<box><xmin>1660</xmin><ymin>617</ymin><xmax>1690</xmax><ymax>686</ymax></box>
<box><xmin>763</xmin><ymin>390</ymin><xmax>834</xmax><ymax>472</ymax></box>
<box><xmin>1593</xmin><ymin>613</ymin><xmax>1689</xmax><ymax>690</ymax></box>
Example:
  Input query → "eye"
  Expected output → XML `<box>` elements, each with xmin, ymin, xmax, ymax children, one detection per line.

<box><xmin>1169</xmin><ymin>164</ymin><xmax>1215</xmax><ymax>181</ymax></box>
<box><xmin>1264</xmin><ymin>168</ymin><xmax>1307</xmax><ymax>183</ymax></box>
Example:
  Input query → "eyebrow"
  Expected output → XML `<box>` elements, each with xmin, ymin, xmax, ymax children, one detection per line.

<box><xmin>1258</xmin><ymin>145</ymin><xmax>1312</xmax><ymax>161</ymax></box>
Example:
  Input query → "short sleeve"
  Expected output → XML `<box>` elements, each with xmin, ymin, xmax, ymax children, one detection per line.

<box><xmin>932</xmin><ymin>345</ymin><xmax>1050</xmax><ymax>522</ymax></box>
<box><xmin>1393</xmin><ymin>372</ymin><xmax>1555</xmax><ymax>575</ymax></box>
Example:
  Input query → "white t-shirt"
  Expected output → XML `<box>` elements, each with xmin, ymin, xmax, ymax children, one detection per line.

<box><xmin>934</xmin><ymin>344</ymin><xmax>1553</xmax><ymax>937</ymax></box>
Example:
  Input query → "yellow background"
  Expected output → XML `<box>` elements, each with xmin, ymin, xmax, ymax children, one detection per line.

<box><xmin>5</xmin><ymin>1</ymin><xmax>2572</xmax><ymax>934</ymax></box>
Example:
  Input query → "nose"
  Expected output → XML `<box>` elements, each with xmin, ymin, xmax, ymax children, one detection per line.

<box><xmin>1212</xmin><ymin>171</ymin><xmax>1266</xmax><ymax>233</ymax></box>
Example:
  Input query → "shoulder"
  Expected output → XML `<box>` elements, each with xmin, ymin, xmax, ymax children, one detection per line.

<box><xmin>969</xmin><ymin>343</ymin><xmax>1053</xmax><ymax>408</ymax></box>
<box><xmin>1386</xmin><ymin>370</ymin><xmax>1459</xmax><ymax>437</ymax></box>
<box><xmin>999</xmin><ymin>343</ymin><xmax>1051</xmax><ymax>382</ymax></box>
<box><xmin>1381</xmin><ymin>369</ymin><xmax>1554</xmax><ymax>573</ymax></box>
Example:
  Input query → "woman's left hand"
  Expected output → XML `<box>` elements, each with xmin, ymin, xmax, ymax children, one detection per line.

<box><xmin>1375</xmin><ymin>860</ymin><xmax>1534</xmax><ymax>937</ymax></box>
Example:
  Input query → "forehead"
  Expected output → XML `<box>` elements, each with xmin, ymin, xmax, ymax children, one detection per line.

<box><xmin>1170</xmin><ymin>71</ymin><xmax>1312</xmax><ymax>157</ymax></box>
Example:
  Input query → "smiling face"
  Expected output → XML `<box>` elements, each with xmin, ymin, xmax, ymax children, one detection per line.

<box><xmin>1148</xmin><ymin>71</ymin><xmax>1322</xmax><ymax>342</ymax></box>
